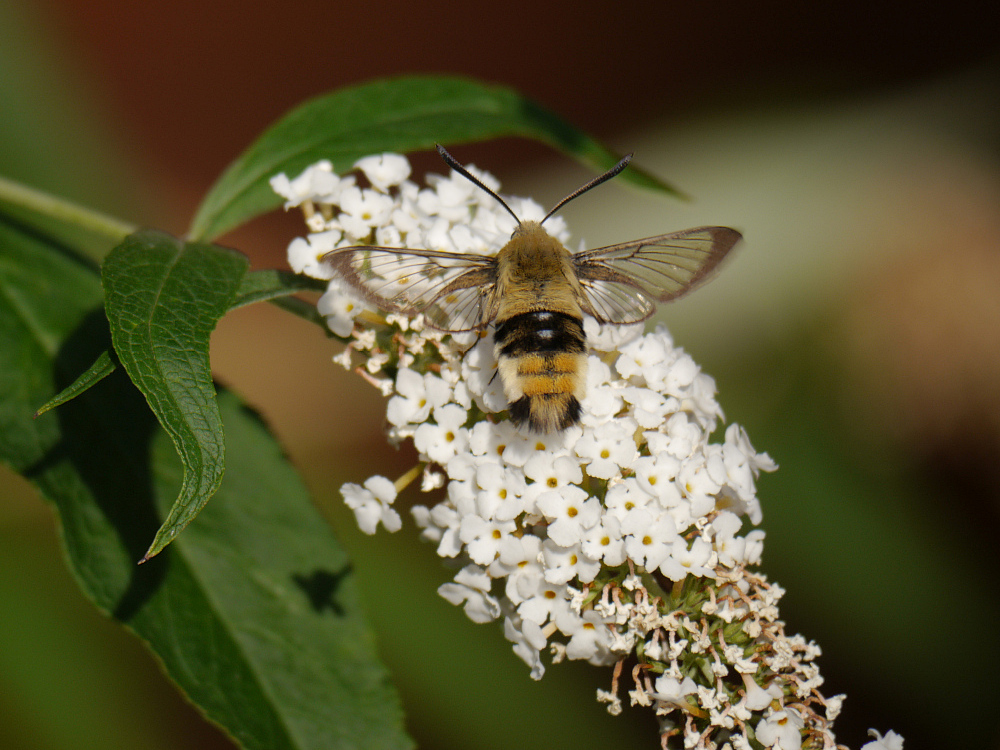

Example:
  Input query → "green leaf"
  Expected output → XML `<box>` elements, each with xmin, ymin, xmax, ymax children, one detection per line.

<box><xmin>101</xmin><ymin>230</ymin><xmax>249</xmax><ymax>559</ymax></box>
<box><xmin>0</xmin><ymin>219</ymin><xmax>106</xmax><ymax>472</ymax></box>
<box><xmin>1</xmin><ymin>217</ymin><xmax>413</xmax><ymax>750</ymax></box>
<box><xmin>231</xmin><ymin>268</ymin><xmax>328</xmax><ymax>309</ymax></box>
<box><xmin>148</xmin><ymin>390</ymin><xmax>413</xmax><ymax>750</ymax></box>
<box><xmin>33</xmin><ymin>348</ymin><xmax>116</xmax><ymax>416</ymax></box>
<box><xmin>190</xmin><ymin>75</ymin><xmax>682</xmax><ymax>242</ymax></box>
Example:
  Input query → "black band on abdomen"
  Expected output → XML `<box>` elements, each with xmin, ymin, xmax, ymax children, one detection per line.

<box><xmin>494</xmin><ymin>310</ymin><xmax>585</xmax><ymax>358</ymax></box>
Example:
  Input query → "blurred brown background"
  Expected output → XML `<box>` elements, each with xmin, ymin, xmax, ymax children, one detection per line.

<box><xmin>2</xmin><ymin>1</ymin><xmax>999</xmax><ymax>749</ymax></box>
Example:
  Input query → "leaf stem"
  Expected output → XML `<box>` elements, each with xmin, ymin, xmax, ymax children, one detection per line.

<box><xmin>266</xmin><ymin>295</ymin><xmax>335</xmax><ymax>332</ymax></box>
<box><xmin>0</xmin><ymin>175</ymin><xmax>137</xmax><ymax>243</ymax></box>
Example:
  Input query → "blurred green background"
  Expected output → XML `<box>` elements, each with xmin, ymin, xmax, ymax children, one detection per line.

<box><xmin>2</xmin><ymin>1</ymin><xmax>998</xmax><ymax>749</ymax></box>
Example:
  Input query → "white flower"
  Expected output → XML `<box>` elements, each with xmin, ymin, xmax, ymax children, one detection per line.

<box><xmin>387</xmin><ymin>368</ymin><xmax>452</xmax><ymax>426</ymax></box>
<box><xmin>739</xmin><ymin>672</ymin><xmax>776</xmax><ymax>711</ymax></box>
<box><xmin>490</xmin><ymin>534</ymin><xmax>544</xmax><ymax>605</ymax></box>
<box><xmin>659</xmin><ymin>536</ymin><xmax>714</xmax><ymax>581</ymax></box>
<box><xmin>677</xmin><ymin>454</ymin><xmax>723</xmax><ymax>509</ymax></box>
<box><xmin>413</xmin><ymin>404</ymin><xmax>470</xmax><ymax>465</ymax></box>
<box><xmin>459</xmin><ymin>513</ymin><xmax>517</xmax><ymax>565</ymax></box>
<box><xmin>475</xmin><ymin>462</ymin><xmax>527</xmax><ymax>521</ymax></box>
<box><xmin>574</xmin><ymin>420</ymin><xmax>638</xmax><ymax>479</ymax></box>
<box><xmin>723</xmin><ymin>425</ymin><xmax>758</xmax><ymax>496</ymax></box>
<box><xmin>603</xmin><ymin>477</ymin><xmax>652</xmax><ymax>521</ymax></box>
<box><xmin>354</xmin><ymin>152</ymin><xmax>411</xmax><ymax>191</ymax></box>
<box><xmin>286</xmin><ymin>231</ymin><xmax>341</xmax><ymax>279</ymax></box>
<box><xmin>756</xmin><ymin>708</ymin><xmax>804</xmax><ymax>750</ymax></box>
<box><xmin>461</xmin><ymin>336</ymin><xmax>508</xmax><ymax>414</ymax></box>
<box><xmin>660</xmin><ymin>350</ymin><xmax>700</xmax><ymax>394</ymax></box>
<box><xmin>541</xmin><ymin>538</ymin><xmax>601</xmax><ymax>584</ymax></box>
<box><xmin>556</xmin><ymin>607</ymin><xmax>615</xmax><ymax>662</ymax></box>
<box><xmin>438</xmin><ymin>564</ymin><xmax>501</xmax><ymax>623</ymax></box>
<box><xmin>862</xmin><ymin>729</ymin><xmax>905</xmax><ymax>750</ymax></box>
<box><xmin>270</xmin><ymin>160</ymin><xmax>350</xmax><ymax>207</ymax></box>
<box><xmin>584</xmin><ymin>316</ymin><xmax>643</xmax><ymax>351</ymax></box>
<box><xmin>580</xmin><ymin>515</ymin><xmax>626</xmax><ymax>567</ymax></box>
<box><xmin>596</xmin><ymin>688</ymin><xmax>622</xmax><ymax>715</ymax></box>
<box><xmin>337</xmin><ymin>186</ymin><xmax>395</xmax><ymax>238</ymax></box>
<box><xmin>744</xmin><ymin>529</ymin><xmax>766</xmax><ymax>565</ymax></box>
<box><xmin>424</xmin><ymin>166</ymin><xmax>496</xmax><ymax>219</ymax></box>
<box><xmin>444</xmin><ymin>452</ymin><xmax>478</xmax><ymax>485</ymax></box>
<box><xmin>517</xmin><ymin>578</ymin><xmax>570</xmax><ymax>626</ymax></box>
<box><xmin>524</xmin><ymin>452</ymin><xmax>581</xmax><ymax>489</ymax></box>
<box><xmin>824</xmin><ymin>694</ymin><xmax>845</xmax><ymax>721</ymax></box>
<box><xmin>340</xmin><ymin>475</ymin><xmax>401</xmax><ymax>534</ymax></box>
<box><xmin>615</xmin><ymin>333</ymin><xmax>669</xmax><ymax>385</ymax></box>
<box><xmin>425</xmin><ymin>502</ymin><xmax>464</xmax><ymax>558</ymax></box>
<box><xmin>723</xmin><ymin>424</ymin><xmax>778</xmax><ymax>507</ymax></box>
<box><xmin>386</xmin><ymin>367</ymin><xmax>432</xmax><ymax>425</ymax></box>
<box><xmin>622</xmin><ymin>386</ymin><xmax>673</xmax><ymax>429</ymax></box>
<box><xmin>657</xmin><ymin>413</ymin><xmax>704</xmax><ymax>458</ymax></box>
<box><xmin>468</xmin><ymin>419</ymin><xmax>520</xmax><ymax>461</ymax></box>
<box><xmin>504</xmin><ymin>614</ymin><xmax>548</xmax><ymax>680</ymax></box>
<box><xmin>501</xmin><ymin>431</ymin><xmax>577</xmax><ymax>469</ymax></box>
<box><xmin>317</xmin><ymin>281</ymin><xmax>367</xmax><ymax>337</ymax></box>
<box><xmin>536</xmin><ymin>486</ymin><xmax>600</xmax><ymax>547</ymax></box>
<box><xmin>633</xmin><ymin>454</ymin><xmax>682</xmax><ymax>506</ymax></box>
<box><xmin>621</xmin><ymin>508</ymin><xmax>678</xmax><ymax>570</ymax></box>
<box><xmin>652</xmin><ymin>674</ymin><xmax>698</xmax><ymax>707</ymax></box>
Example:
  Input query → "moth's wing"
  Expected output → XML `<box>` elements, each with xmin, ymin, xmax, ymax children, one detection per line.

<box><xmin>571</xmin><ymin>227</ymin><xmax>740</xmax><ymax>324</ymax></box>
<box><xmin>323</xmin><ymin>246</ymin><xmax>498</xmax><ymax>332</ymax></box>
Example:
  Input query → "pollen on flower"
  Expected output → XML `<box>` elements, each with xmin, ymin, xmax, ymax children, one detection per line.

<box><xmin>273</xmin><ymin>153</ymin><xmax>875</xmax><ymax>750</ymax></box>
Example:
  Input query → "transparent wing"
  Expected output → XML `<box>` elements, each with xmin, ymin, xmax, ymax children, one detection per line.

<box><xmin>572</xmin><ymin>227</ymin><xmax>740</xmax><ymax>324</ymax></box>
<box><xmin>323</xmin><ymin>246</ymin><xmax>498</xmax><ymax>332</ymax></box>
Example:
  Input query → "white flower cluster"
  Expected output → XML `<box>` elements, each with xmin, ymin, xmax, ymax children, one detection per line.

<box><xmin>273</xmin><ymin>153</ymin><xmax>894</xmax><ymax>750</ymax></box>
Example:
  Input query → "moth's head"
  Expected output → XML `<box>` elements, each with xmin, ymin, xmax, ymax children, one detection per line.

<box><xmin>510</xmin><ymin>220</ymin><xmax>545</xmax><ymax>240</ymax></box>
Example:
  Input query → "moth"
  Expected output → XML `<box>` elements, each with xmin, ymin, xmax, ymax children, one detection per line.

<box><xmin>325</xmin><ymin>145</ymin><xmax>740</xmax><ymax>432</ymax></box>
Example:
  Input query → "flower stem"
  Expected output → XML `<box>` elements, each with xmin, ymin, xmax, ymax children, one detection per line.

<box><xmin>0</xmin><ymin>175</ymin><xmax>137</xmax><ymax>244</ymax></box>
<box><xmin>358</xmin><ymin>310</ymin><xmax>387</xmax><ymax>327</ymax></box>
<box><xmin>394</xmin><ymin>463</ymin><xmax>425</xmax><ymax>494</ymax></box>
<box><xmin>267</xmin><ymin>295</ymin><xmax>338</xmax><ymax>332</ymax></box>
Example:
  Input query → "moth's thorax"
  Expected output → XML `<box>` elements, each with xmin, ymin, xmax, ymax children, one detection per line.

<box><xmin>494</xmin><ymin>222</ymin><xmax>583</xmax><ymax>320</ymax></box>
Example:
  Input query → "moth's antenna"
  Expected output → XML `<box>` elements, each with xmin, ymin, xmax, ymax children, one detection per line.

<box><xmin>541</xmin><ymin>153</ymin><xmax>633</xmax><ymax>225</ymax></box>
<box><xmin>436</xmin><ymin>144</ymin><xmax>521</xmax><ymax>225</ymax></box>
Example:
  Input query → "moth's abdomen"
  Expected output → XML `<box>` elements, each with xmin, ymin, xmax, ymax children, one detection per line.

<box><xmin>494</xmin><ymin>310</ymin><xmax>587</xmax><ymax>432</ymax></box>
